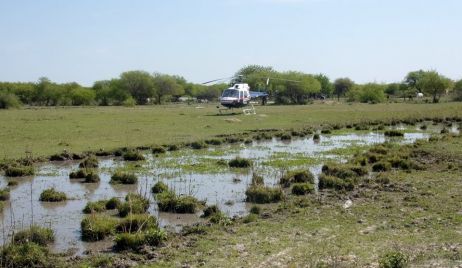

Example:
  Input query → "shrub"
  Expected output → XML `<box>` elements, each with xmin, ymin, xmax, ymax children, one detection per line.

<box><xmin>7</xmin><ymin>180</ymin><xmax>18</xmax><ymax>187</ymax></box>
<box><xmin>250</xmin><ymin>205</ymin><xmax>261</xmax><ymax>215</ymax></box>
<box><xmin>81</xmin><ymin>215</ymin><xmax>118</xmax><ymax>241</ymax></box>
<box><xmin>151</xmin><ymin>181</ymin><xmax>168</xmax><ymax>194</ymax></box>
<box><xmin>110</xmin><ymin>172</ymin><xmax>138</xmax><ymax>184</ymax></box>
<box><xmin>5</xmin><ymin>165</ymin><xmax>34</xmax><ymax>177</ymax></box>
<box><xmin>245</xmin><ymin>185</ymin><xmax>283</xmax><ymax>204</ymax></box>
<box><xmin>79</xmin><ymin>156</ymin><xmax>99</xmax><ymax>168</ymax></box>
<box><xmin>105</xmin><ymin>197</ymin><xmax>121</xmax><ymax>210</ymax></box>
<box><xmin>280</xmin><ymin>133</ymin><xmax>292</xmax><ymax>140</ymax></box>
<box><xmin>372</xmin><ymin>161</ymin><xmax>391</xmax><ymax>172</ymax></box>
<box><xmin>116</xmin><ymin>214</ymin><xmax>158</xmax><ymax>233</ymax></box>
<box><xmin>313</xmin><ymin>133</ymin><xmax>320</xmax><ymax>140</ymax></box>
<box><xmin>384</xmin><ymin>130</ymin><xmax>404</xmax><ymax>137</ymax></box>
<box><xmin>152</xmin><ymin>146</ymin><xmax>166</xmax><ymax>154</ymax></box>
<box><xmin>318</xmin><ymin>174</ymin><xmax>354</xmax><ymax>191</ymax></box>
<box><xmin>69</xmin><ymin>169</ymin><xmax>87</xmax><ymax>179</ymax></box>
<box><xmin>0</xmin><ymin>92</ymin><xmax>21</xmax><ymax>109</ymax></box>
<box><xmin>39</xmin><ymin>188</ymin><xmax>67</xmax><ymax>202</ymax></box>
<box><xmin>378</xmin><ymin>251</ymin><xmax>408</xmax><ymax>268</ymax></box>
<box><xmin>156</xmin><ymin>191</ymin><xmax>200</xmax><ymax>213</ymax></box>
<box><xmin>0</xmin><ymin>188</ymin><xmax>10</xmax><ymax>201</ymax></box>
<box><xmin>322</xmin><ymin>163</ymin><xmax>366</xmax><ymax>179</ymax></box>
<box><xmin>114</xmin><ymin>228</ymin><xmax>166</xmax><ymax>251</ymax></box>
<box><xmin>202</xmin><ymin>205</ymin><xmax>220</xmax><ymax>218</ymax></box>
<box><xmin>123</xmin><ymin>150</ymin><xmax>145</xmax><ymax>161</ymax></box>
<box><xmin>205</xmin><ymin>139</ymin><xmax>223</xmax><ymax>145</ymax></box>
<box><xmin>251</xmin><ymin>174</ymin><xmax>264</xmax><ymax>186</ymax></box>
<box><xmin>291</xmin><ymin>183</ymin><xmax>315</xmax><ymax>195</ymax></box>
<box><xmin>228</xmin><ymin>157</ymin><xmax>252</xmax><ymax>168</ymax></box>
<box><xmin>209</xmin><ymin>212</ymin><xmax>232</xmax><ymax>225</ymax></box>
<box><xmin>321</xmin><ymin>129</ymin><xmax>332</xmax><ymax>134</ymax></box>
<box><xmin>167</xmin><ymin>144</ymin><xmax>179</xmax><ymax>151</ymax></box>
<box><xmin>0</xmin><ymin>242</ymin><xmax>54</xmax><ymax>268</ymax></box>
<box><xmin>84</xmin><ymin>172</ymin><xmax>100</xmax><ymax>183</ymax></box>
<box><xmin>13</xmin><ymin>226</ymin><xmax>54</xmax><ymax>246</ymax></box>
<box><xmin>83</xmin><ymin>200</ymin><xmax>107</xmax><ymax>214</ymax></box>
<box><xmin>243</xmin><ymin>213</ymin><xmax>258</xmax><ymax>223</ymax></box>
<box><xmin>280</xmin><ymin>170</ymin><xmax>315</xmax><ymax>187</ymax></box>
<box><xmin>118</xmin><ymin>194</ymin><xmax>150</xmax><ymax>217</ymax></box>
<box><xmin>191</xmin><ymin>141</ymin><xmax>207</xmax><ymax>149</ymax></box>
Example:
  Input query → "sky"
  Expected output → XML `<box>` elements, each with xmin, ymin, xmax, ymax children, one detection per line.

<box><xmin>0</xmin><ymin>0</ymin><xmax>461</xmax><ymax>86</ymax></box>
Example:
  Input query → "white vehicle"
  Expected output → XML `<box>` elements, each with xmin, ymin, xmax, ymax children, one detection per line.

<box><xmin>219</xmin><ymin>83</ymin><xmax>252</xmax><ymax>108</ymax></box>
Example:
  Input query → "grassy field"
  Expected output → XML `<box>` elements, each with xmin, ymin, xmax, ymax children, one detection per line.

<box><xmin>1</xmin><ymin>102</ymin><xmax>462</xmax><ymax>159</ymax></box>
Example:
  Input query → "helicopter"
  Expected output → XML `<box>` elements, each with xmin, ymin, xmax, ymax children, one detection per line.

<box><xmin>203</xmin><ymin>75</ymin><xmax>299</xmax><ymax>114</ymax></box>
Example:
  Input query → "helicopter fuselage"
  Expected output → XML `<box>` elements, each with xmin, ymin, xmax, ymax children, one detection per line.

<box><xmin>219</xmin><ymin>83</ymin><xmax>251</xmax><ymax>108</ymax></box>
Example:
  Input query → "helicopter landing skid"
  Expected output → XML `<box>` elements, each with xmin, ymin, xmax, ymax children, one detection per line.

<box><xmin>243</xmin><ymin>103</ymin><xmax>256</xmax><ymax>115</ymax></box>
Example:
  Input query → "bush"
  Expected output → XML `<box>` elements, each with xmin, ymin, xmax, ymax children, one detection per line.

<box><xmin>114</xmin><ymin>228</ymin><xmax>166</xmax><ymax>251</ymax></box>
<box><xmin>280</xmin><ymin>170</ymin><xmax>315</xmax><ymax>187</ymax></box>
<box><xmin>0</xmin><ymin>92</ymin><xmax>21</xmax><ymax>109</ymax></box>
<box><xmin>250</xmin><ymin>205</ymin><xmax>261</xmax><ymax>215</ymax></box>
<box><xmin>322</xmin><ymin>163</ymin><xmax>366</xmax><ymax>179</ymax></box>
<box><xmin>83</xmin><ymin>200</ymin><xmax>107</xmax><ymax>214</ymax></box>
<box><xmin>110</xmin><ymin>172</ymin><xmax>138</xmax><ymax>184</ymax></box>
<box><xmin>84</xmin><ymin>172</ymin><xmax>100</xmax><ymax>183</ymax></box>
<box><xmin>69</xmin><ymin>169</ymin><xmax>87</xmax><ymax>179</ymax></box>
<box><xmin>318</xmin><ymin>174</ymin><xmax>354</xmax><ymax>191</ymax></box>
<box><xmin>313</xmin><ymin>133</ymin><xmax>320</xmax><ymax>140</ymax></box>
<box><xmin>118</xmin><ymin>194</ymin><xmax>150</xmax><ymax>217</ymax></box>
<box><xmin>205</xmin><ymin>139</ymin><xmax>223</xmax><ymax>145</ymax></box>
<box><xmin>5</xmin><ymin>165</ymin><xmax>34</xmax><ymax>177</ymax></box>
<box><xmin>116</xmin><ymin>214</ymin><xmax>158</xmax><ymax>233</ymax></box>
<box><xmin>201</xmin><ymin>205</ymin><xmax>220</xmax><ymax>218</ymax></box>
<box><xmin>105</xmin><ymin>197</ymin><xmax>121</xmax><ymax>210</ymax></box>
<box><xmin>228</xmin><ymin>157</ymin><xmax>252</xmax><ymax>168</ymax></box>
<box><xmin>81</xmin><ymin>215</ymin><xmax>118</xmax><ymax>241</ymax></box>
<box><xmin>243</xmin><ymin>213</ymin><xmax>258</xmax><ymax>223</ymax></box>
<box><xmin>7</xmin><ymin>180</ymin><xmax>18</xmax><ymax>187</ymax></box>
<box><xmin>321</xmin><ymin>129</ymin><xmax>332</xmax><ymax>134</ymax></box>
<box><xmin>0</xmin><ymin>242</ymin><xmax>54</xmax><ymax>268</ymax></box>
<box><xmin>156</xmin><ymin>191</ymin><xmax>200</xmax><ymax>213</ymax></box>
<box><xmin>191</xmin><ymin>141</ymin><xmax>207</xmax><ymax>149</ymax></box>
<box><xmin>123</xmin><ymin>151</ymin><xmax>145</xmax><ymax>161</ymax></box>
<box><xmin>378</xmin><ymin>251</ymin><xmax>408</xmax><ymax>268</ymax></box>
<box><xmin>0</xmin><ymin>188</ymin><xmax>10</xmax><ymax>201</ymax></box>
<box><xmin>151</xmin><ymin>181</ymin><xmax>168</xmax><ymax>194</ymax></box>
<box><xmin>291</xmin><ymin>183</ymin><xmax>315</xmax><ymax>195</ymax></box>
<box><xmin>39</xmin><ymin>188</ymin><xmax>67</xmax><ymax>202</ymax></box>
<box><xmin>209</xmin><ymin>212</ymin><xmax>232</xmax><ymax>225</ymax></box>
<box><xmin>13</xmin><ymin>226</ymin><xmax>54</xmax><ymax>246</ymax></box>
<box><xmin>167</xmin><ymin>144</ymin><xmax>179</xmax><ymax>151</ymax></box>
<box><xmin>245</xmin><ymin>185</ymin><xmax>283</xmax><ymax>204</ymax></box>
<box><xmin>79</xmin><ymin>156</ymin><xmax>99</xmax><ymax>168</ymax></box>
<box><xmin>372</xmin><ymin>161</ymin><xmax>391</xmax><ymax>172</ymax></box>
<box><xmin>152</xmin><ymin>146</ymin><xmax>166</xmax><ymax>154</ymax></box>
<box><xmin>280</xmin><ymin>133</ymin><xmax>292</xmax><ymax>140</ymax></box>
<box><xmin>384</xmin><ymin>130</ymin><xmax>404</xmax><ymax>137</ymax></box>
<box><xmin>251</xmin><ymin>174</ymin><xmax>264</xmax><ymax>186</ymax></box>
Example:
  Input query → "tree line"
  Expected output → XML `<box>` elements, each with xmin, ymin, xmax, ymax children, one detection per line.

<box><xmin>1</xmin><ymin>66</ymin><xmax>461</xmax><ymax>109</ymax></box>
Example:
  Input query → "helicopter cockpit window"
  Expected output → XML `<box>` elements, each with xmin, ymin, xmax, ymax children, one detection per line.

<box><xmin>222</xmin><ymin>89</ymin><xmax>239</xmax><ymax>98</ymax></box>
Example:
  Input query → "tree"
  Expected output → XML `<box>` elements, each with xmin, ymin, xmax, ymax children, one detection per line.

<box><xmin>417</xmin><ymin>71</ymin><xmax>451</xmax><ymax>103</ymax></box>
<box><xmin>70</xmin><ymin>87</ymin><xmax>96</xmax><ymax>106</ymax></box>
<box><xmin>334</xmin><ymin>78</ymin><xmax>354</xmax><ymax>101</ymax></box>
<box><xmin>119</xmin><ymin>71</ymin><xmax>155</xmax><ymax>105</ymax></box>
<box><xmin>404</xmin><ymin>70</ymin><xmax>425</xmax><ymax>92</ymax></box>
<box><xmin>385</xmin><ymin>83</ymin><xmax>400</xmax><ymax>97</ymax></box>
<box><xmin>152</xmin><ymin>74</ymin><xmax>184</xmax><ymax>104</ymax></box>
<box><xmin>315</xmin><ymin>74</ymin><xmax>334</xmax><ymax>98</ymax></box>
<box><xmin>454</xmin><ymin>79</ymin><xmax>462</xmax><ymax>101</ymax></box>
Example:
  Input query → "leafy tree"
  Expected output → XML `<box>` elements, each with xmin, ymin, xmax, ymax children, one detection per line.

<box><xmin>404</xmin><ymin>70</ymin><xmax>425</xmax><ymax>92</ymax></box>
<box><xmin>315</xmin><ymin>74</ymin><xmax>334</xmax><ymax>98</ymax></box>
<box><xmin>417</xmin><ymin>71</ymin><xmax>451</xmax><ymax>103</ymax></box>
<box><xmin>119</xmin><ymin>71</ymin><xmax>155</xmax><ymax>105</ymax></box>
<box><xmin>0</xmin><ymin>92</ymin><xmax>22</xmax><ymax>109</ymax></box>
<box><xmin>385</xmin><ymin>83</ymin><xmax>400</xmax><ymax>97</ymax></box>
<box><xmin>152</xmin><ymin>74</ymin><xmax>184</xmax><ymax>104</ymax></box>
<box><xmin>454</xmin><ymin>79</ymin><xmax>462</xmax><ymax>101</ymax></box>
<box><xmin>334</xmin><ymin>78</ymin><xmax>354</xmax><ymax>101</ymax></box>
<box><xmin>70</xmin><ymin>87</ymin><xmax>96</xmax><ymax>106</ymax></box>
<box><xmin>359</xmin><ymin>83</ymin><xmax>386</xmax><ymax>103</ymax></box>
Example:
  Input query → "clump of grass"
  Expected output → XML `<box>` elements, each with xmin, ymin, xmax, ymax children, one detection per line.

<box><xmin>228</xmin><ymin>157</ymin><xmax>252</xmax><ymax>168</ymax></box>
<box><xmin>95</xmin><ymin>149</ymin><xmax>112</xmax><ymax>156</ymax></box>
<box><xmin>209</xmin><ymin>212</ymin><xmax>232</xmax><ymax>225</ymax></box>
<box><xmin>167</xmin><ymin>144</ymin><xmax>179</xmax><ymax>151</ymax></box>
<box><xmin>420</xmin><ymin>124</ymin><xmax>428</xmax><ymax>130</ymax></box>
<box><xmin>372</xmin><ymin>161</ymin><xmax>392</xmax><ymax>172</ymax></box>
<box><xmin>49</xmin><ymin>152</ymin><xmax>72</xmax><ymax>161</ymax></box>
<box><xmin>318</xmin><ymin>174</ymin><xmax>354</xmax><ymax>191</ymax></box>
<box><xmin>378</xmin><ymin>251</ymin><xmax>408</xmax><ymax>268</ymax></box>
<box><xmin>280</xmin><ymin>133</ymin><xmax>292</xmax><ymax>140</ymax></box>
<box><xmin>116</xmin><ymin>214</ymin><xmax>158</xmax><ymax>233</ymax></box>
<box><xmin>123</xmin><ymin>150</ymin><xmax>145</xmax><ymax>161</ymax></box>
<box><xmin>0</xmin><ymin>242</ymin><xmax>54</xmax><ymax>268</ymax></box>
<box><xmin>114</xmin><ymin>228</ymin><xmax>166</xmax><ymax>252</ymax></box>
<box><xmin>39</xmin><ymin>188</ymin><xmax>66</xmax><ymax>202</ymax></box>
<box><xmin>83</xmin><ymin>200</ymin><xmax>107</xmax><ymax>214</ymax></box>
<box><xmin>280</xmin><ymin>170</ymin><xmax>315</xmax><ymax>187</ymax></box>
<box><xmin>313</xmin><ymin>133</ymin><xmax>320</xmax><ymax>140</ymax></box>
<box><xmin>7</xmin><ymin>180</ymin><xmax>18</xmax><ymax>187</ymax></box>
<box><xmin>245</xmin><ymin>185</ymin><xmax>283</xmax><ymax>204</ymax></box>
<box><xmin>5</xmin><ymin>165</ymin><xmax>34</xmax><ymax>177</ymax></box>
<box><xmin>384</xmin><ymin>130</ymin><xmax>404</xmax><ymax>137</ymax></box>
<box><xmin>440</xmin><ymin>128</ymin><xmax>449</xmax><ymax>134</ymax></box>
<box><xmin>79</xmin><ymin>155</ymin><xmax>99</xmax><ymax>168</ymax></box>
<box><xmin>152</xmin><ymin>146</ymin><xmax>166</xmax><ymax>154</ymax></box>
<box><xmin>13</xmin><ymin>225</ymin><xmax>54</xmax><ymax>246</ymax></box>
<box><xmin>0</xmin><ymin>188</ymin><xmax>10</xmax><ymax>201</ymax></box>
<box><xmin>110</xmin><ymin>172</ymin><xmax>138</xmax><ymax>184</ymax></box>
<box><xmin>205</xmin><ymin>139</ymin><xmax>223</xmax><ymax>145</ymax></box>
<box><xmin>243</xmin><ymin>213</ymin><xmax>258</xmax><ymax>223</ymax></box>
<box><xmin>69</xmin><ymin>169</ymin><xmax>87</xmax><ymax>179</ymax></box>
<box><xmin>291</xmin><ymin>183</ymin><xmax>315</xmax><ymax>195</ymax></box>
<box><xmin>156</xmin><ymin>191</ymin><xmax>201</xmax><ymax>213</ymax></box>
<box><xmin>151</xmin><ymin>181</ymin><xmax>168</xmax><ymax>194</ymax></box>
<box><xmin>118</xmin><ymin>193</ymin><xmax>150</xmax><ymax>217</ymax></box>
<box><xmin>250</xmin><ymin>205</ymin><xmax>261</xmax><ymax>215</ymax></box>
<box><xmin>251</xmin><ymin>174</ymin><xmax>264</xmax><ymax>186</ymax></box>
<box><xmin>191</xmin><ymin>141</ymin><xmax>207</xmax><ymax>149</ymax></box>
<box><xmin>105</xmin><ymin>197</ymin><xmax>121</xmax><ymax>210</ymax></box>
<box><xmin>84</xmin><ymin>172</ymin><xmax>100</xmax><ymax>183</ymax></box>
<box><xmin>81</xmin><ymin>214</ymin><xmax>118</xmax><ymax>241</ymax></box>
<box><xmin>321</xmin><ymin>163</ymin><xmax>367</xmax><ymax>179</ymax></box>
<box><xmin>321</xmin><ymin>128</ymin><xmax>332</xmax><ymax>134</ymax></box>
<box><xmin>201</xmin><ymin>205</ymin><xmax>220</xmax><ymax>218</ymax></box>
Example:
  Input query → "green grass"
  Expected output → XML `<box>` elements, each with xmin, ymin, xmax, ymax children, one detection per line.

<box><xmin>1</xmin><ymin>102</ymin><xmax>461</xmax><ymax>159</ymax></box>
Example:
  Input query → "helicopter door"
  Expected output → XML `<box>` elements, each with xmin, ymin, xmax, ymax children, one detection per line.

<box><xmin>239</xmin><ymin>91</ymin><xmax>243</xmax><ymax>103</ymax></box>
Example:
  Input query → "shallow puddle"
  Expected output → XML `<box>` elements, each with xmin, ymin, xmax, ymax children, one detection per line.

<box><xmin>0</xmin><ymin>123</ymin><xmax>453</xmax><ymax>254</ymax></box>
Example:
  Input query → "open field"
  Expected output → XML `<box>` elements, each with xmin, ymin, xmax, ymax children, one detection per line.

<box><xmin>1</xmin><ymin>102</ymin><xmax>462</xmax><ymax>159</ymax></box>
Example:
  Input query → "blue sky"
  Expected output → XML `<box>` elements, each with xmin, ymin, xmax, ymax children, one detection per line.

<box><xmin>0</xmin><ymin>0</ymin><xmax>461</xmax><ymax>86</ymax></box>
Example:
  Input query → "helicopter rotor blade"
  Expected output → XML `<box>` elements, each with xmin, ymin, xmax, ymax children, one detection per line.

<box><xmin>202</xmin><ymin>76</ymin><xmax>236</xmax><ymax>85</ymax></box>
